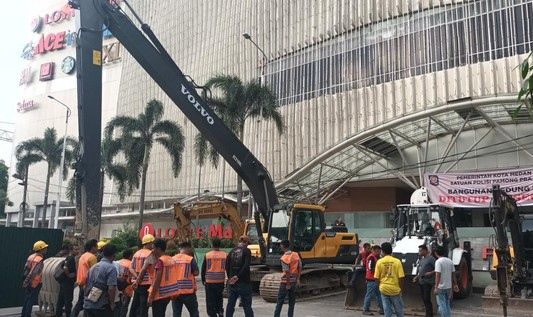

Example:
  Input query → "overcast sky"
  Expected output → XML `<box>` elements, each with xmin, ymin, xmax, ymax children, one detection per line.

<box><xmin>0</xmin><ymin>0</ymin><xmax>30</xmax><ymax>167</ymax></box>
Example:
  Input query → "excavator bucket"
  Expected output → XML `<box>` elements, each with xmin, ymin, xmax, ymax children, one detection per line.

<box><xmin>344</xmin><ymin>267</ymin><xmax>366</xmax><ymax>309</ymax></box>
<box><xmin>397</xmin><ymin>276</ymin><xmax>431</xmax><ymax>316</ymax></box>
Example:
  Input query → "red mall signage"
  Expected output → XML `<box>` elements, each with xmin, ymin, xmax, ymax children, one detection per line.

<box><xmin>32</xmin><ymin>4</ymin><xmax>75</xmax><ymax>33</ymax></box>
<box><xmin>34</xmin><ymin>31</ymin><xmax>67</xmax><ymax>55</ymax></box>
<box><xmin>17</xmin><ymin>100</ymin><xmax>37</xmax><ymax>112</ymax></box>
<box><xmin>139</xmin><ymin>223</ymin><xmax>233</xmax><ymax>240</ymax></box>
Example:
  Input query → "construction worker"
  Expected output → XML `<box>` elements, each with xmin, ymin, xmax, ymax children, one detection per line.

<box><xmin>83</xmin><ymin>244</ymin><xmax>118</xmax><ymax>317</ymax></box>
<box><xmin>171</xmin><ymin>241</ymin><xmax>200</xmax><ymax>317</ymax></box>
<box><xmin>225</xmin><ymin>235</ymin><xmax>253</xmax><ymax>317</ymax></box>
<box><xmin>116</xmin><ymin>248</ymin><xmax>134</xmax><ymax>317</ymax></box>
<box><xmin>147</xmin><ymin>239</ymin><xmax>177</xmax><ymax>317</ymax></box>
<box><xmin>201</xmin><ymin>237</ymin><xmax>227</xmax><ymax>317</ymax></box>
<box><xmin>97</xmin><ymin>240</ymin><xmax>108</xmax><ymax>262</ymax></box>
<box><xmin>71</xmin><ymin>239</ymin><xmax>98</xmax><ymax>317</ymax></box>
<box><xmin>362</xmin><ymin>245</ymin><xmax>384</xmax><ymax>315</ymax></box>
<box><xmin>21</xmin><ymin>240</ymin><xmax>48</xmax><ymax>317</ymax></box>
<box><xmin>273</xmin><ymin>240</ymin><xmax>302</xmax><ymax>317</ymax></box>
<box><xmin>129</xmin><ymin>234</ymin><xmax>155</xmax><ymax>317</ymax></box>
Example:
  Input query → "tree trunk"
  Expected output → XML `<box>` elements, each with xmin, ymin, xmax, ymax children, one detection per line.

<box><xmin>138</xmin><ymin>146</ymin><xmax>150</xmax><ymax>231</ymax></box>
<box><xmin>41</xmin><ymin>164</ymin><xmax>52</xmax><ymax>228</ymax></box>
<box><xmin>97</xmin><ymin>170</ymin><xmax>105</xmax><ymax>238</ymax></box>
<box><xmin>236</xmin><ymin>125</ymin><xmax>245</xmax><ymax>216</ymax></box>
<box><xmin>19</xmin><ymin>168</ymin><xmax>29</xmax><ymax>227</ymax></box>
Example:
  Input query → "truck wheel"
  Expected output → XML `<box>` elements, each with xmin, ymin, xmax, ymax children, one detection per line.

<box><xmin>454</xmin><ymin>254</ymin><xmax>472</xmax><ymax>299</ymax></box>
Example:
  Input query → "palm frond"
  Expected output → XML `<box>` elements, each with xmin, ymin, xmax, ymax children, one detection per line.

<box><xmin>105</xmin><ymin>116</ymin><xmax>141</xmax><ymax>137</ymax></box>
<box><xmin>194</xmin><ymin>134</ymin><xmax>208</xmax><ymax>166</ymax></box>
<box><xmin>156</xmin><ymin>134</ymin><xmax>185</xmax><ymax>177</ymax></box>
<box><xmin>144</xmin><ymin>99</ymin><xmax>164</xmax><ymax>129</ymax></box>
<box><xmin>66</xmin><ymin>177</ymin><xmax>76</xmax><ymax>203</ymax></box>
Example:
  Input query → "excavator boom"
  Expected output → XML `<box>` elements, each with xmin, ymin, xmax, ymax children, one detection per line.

<box><xmin>71</xmin><ymin>0</ymin><xmax>277</xmax><ymax>254</ymax></box>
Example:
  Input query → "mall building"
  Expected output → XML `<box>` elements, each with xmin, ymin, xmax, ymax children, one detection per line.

<box><xmin>5</xmin><ymin>0</ymin><xmax>533</xmax><ymax>259</ymax></box>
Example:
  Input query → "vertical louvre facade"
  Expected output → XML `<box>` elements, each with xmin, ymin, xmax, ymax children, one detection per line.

<box><xmin>114</xmin><ymin>0</ymin><xmax>533</xmax><ymax>204</ymax></box>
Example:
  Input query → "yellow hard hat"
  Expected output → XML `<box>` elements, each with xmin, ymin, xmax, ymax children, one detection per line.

<box><xmin>33</xmin><ymin>240</ymin><xmax>49</xmax><ymax>252</ymax></box>
<box><xmin>97</xmin><ymin>240</ymin><xmax>108</xmax><ymax>250</ymax></box>
<box><xmin>142</xmin><ymin>234</ymin><xmax>155</xmax><ymax>245</ymax></box>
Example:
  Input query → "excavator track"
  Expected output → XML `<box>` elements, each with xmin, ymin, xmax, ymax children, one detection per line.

<box><xmin>259</xmin><ymin>267</ymin><xmax>350</xmax><ymax>302</ymax></box>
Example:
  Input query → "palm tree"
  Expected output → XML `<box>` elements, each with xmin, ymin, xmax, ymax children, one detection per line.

<box><xmin>204</xmin><ymin>75</ymin><xmax>284</xmax><ymax>214</ymax></box>
<box><xmin>12</xmin><ymin>151</ymin><xmax>42</xmax><ymax>226</ymax></box>
<box><xmin>105</xmin><ymin>99</ymin><xmax>185</xmax><ymax>231</ymax></box>
<box><xmin>15</xmin><ymin>128</ymin><xmax>76</xmax><ymax>227</ymax></box>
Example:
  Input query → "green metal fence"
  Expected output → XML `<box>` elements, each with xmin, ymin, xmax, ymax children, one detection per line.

<box><xmin>0</xmin><ymin>227</ymin><xmax>63</xmax><ymax>308</ymax></box>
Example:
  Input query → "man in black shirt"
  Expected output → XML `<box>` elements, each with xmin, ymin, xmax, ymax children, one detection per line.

<box><xmin>413</xmin><ymin>245</ymin><xmax>436</xmax><ymax>317</ymax></box>
<box><xmin>55</xmin><ymin>244</ymin><xmax>79</xmax><ymax>317</ymax></box>
<box><xmin>225</xmin><ymin>235</ymin><xmax>253</xmax><ymax>317</ymax></box>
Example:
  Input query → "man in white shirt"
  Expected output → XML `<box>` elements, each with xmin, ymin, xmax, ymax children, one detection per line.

<box><xmin>433</xmin><ymin>246</ymin><xmax>459</xmax><ymax>317</ymax></box>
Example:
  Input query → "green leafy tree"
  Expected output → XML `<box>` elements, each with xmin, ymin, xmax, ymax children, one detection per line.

<box><xmin>204</xmin><ymin>75</ymin><xmax>284</xmax><ymax>214</ymax></box>
<box><xmin>12</xmin><ymin>152</ymin><xmax>42</xmax><ymax>224</ymax></box>
<box><xmin>0</xmin><ymin>160</ymin><xmax>12</xmax><ymax>218</ymax></box>
<box><xmin>105</xmin><ymin>99</ymin><xmax>185</xmax><ymax>231</ymax></box>
<box><xmin>15</xmin><ymin>128</ymin><xmax>76</xmax><ymax>227</ymax></box>
<box><xmin>517</xmin><ymin>52</ymin><xmax>533</xmax><ymax>116</ymax></box>
<box><xmin>109</xmin><ymin>224</ymin><xmax>139</xmax><ymax>259</ymax></box>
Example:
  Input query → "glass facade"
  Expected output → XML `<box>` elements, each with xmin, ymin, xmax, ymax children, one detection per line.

<box><xmin>266</xmin><ymin>1</ymin><xmax>533</xmax><ymax>105</ymax></box>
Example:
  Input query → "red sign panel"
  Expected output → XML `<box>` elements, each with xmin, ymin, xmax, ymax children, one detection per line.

<box><xmin>39</xmin><ymin>62</ymin><xmax>55</xmax><ymax>81</ymax></box>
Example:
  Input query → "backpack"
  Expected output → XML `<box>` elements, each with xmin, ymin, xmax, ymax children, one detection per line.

<box><xmin>54</xmin><ymin>259</ymin><xmax>67</xmax><ymax>283</ymax></box>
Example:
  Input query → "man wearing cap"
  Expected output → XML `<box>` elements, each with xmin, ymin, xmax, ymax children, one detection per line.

<box><xmin>225</xmin><ymin>235</ymin><xmax>253</xmax><ymax>317</ymax></box>
<box><xmin>21</xmin><ymin>240</ymin><xmax>48</xmax><ymax>317</ymax></box>
<box><xmin>129</xmin><ymin>234</ymin><xmax>155</xmax><ymax>317</ymax></box>
<box><xmin>97</xmin><ymin>240</ymin><xmax>108</xmax><ymax>262</ymax></box>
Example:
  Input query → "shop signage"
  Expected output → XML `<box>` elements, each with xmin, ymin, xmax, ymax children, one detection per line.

<box><xmin>61</xmin><ymin>56</ymin><xmax>75</xmax><ymax>74</ymax></box>
<box><xmin>103</xmin><ymin>42</ymin><xmax>121</xmax><ymax>64</ymax></box>
<box><xmin>139</xmin><ymin>223</ymin><xmax>233</xmax><ymax>240</ymax></box>
<box><xmin>425</xmin><ymin>167</ymin><xmax>533</xmax><ymax>207</ymax></box>
<box><xmin>21</xmin><ymin>43</ymin><xmax>34</xmax><ymax>60</ymax></box>
<box><xmin>34</xmin><ymin>31</ymin><xmax>67</xmax><ymax>55</ymax></box>
<box><xmin>39</xmin><ymin>62</ymin><xmax>55</xmax><ymax>81</ymax></box>
<box><xmin>32</xmin><ymin>4</ymin><xmax>75</xmax><ymax>33</ymax></box>
<box><xmin>19</xmin><ymin>67</ymin><xmax>33</xmax><ymax>85</ymax></box>
<box><xmin>17</xmin><ymin>100</ymin><xmax>37</xmax><ymax>112</ymax></box>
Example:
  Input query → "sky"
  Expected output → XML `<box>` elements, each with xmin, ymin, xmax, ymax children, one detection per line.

<box><xmin>0</xmin><ymin>0</ymin><xmax>30</xmax><ymax>167</ymax></box>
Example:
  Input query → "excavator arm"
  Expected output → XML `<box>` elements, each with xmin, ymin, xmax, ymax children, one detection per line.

<box><xmin>173</xmin><ymin>201</ymin><xmax>244</xmax><ymax>242</ymax></box>
<box><xmin>70</xmin><ymin>0</ymin><xmax>277</xmax><ymax>257</ymax></box>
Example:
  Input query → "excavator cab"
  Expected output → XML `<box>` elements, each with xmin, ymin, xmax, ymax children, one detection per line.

<box><xmin>265</xmin><ymin>203</ymin><xmax>358</xmax><ymax>267</ymax></box>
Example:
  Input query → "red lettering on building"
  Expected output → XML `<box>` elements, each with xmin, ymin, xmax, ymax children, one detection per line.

<box><xmin>140</xmin><ymin>223</ymin><xmax>232</xmax><ymax>240</ymax></box>
<box><xmin>34</xmin><ymin>31</ymin><xmax>66</xmax><ymax>55</ymax></box>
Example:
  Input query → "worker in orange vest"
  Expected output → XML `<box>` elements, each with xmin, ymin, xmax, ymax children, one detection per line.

<box><xmin>71</xmin><ymin>239</ymin><xmax>98</xmax><ymax>317</ymax></box>
<box><xmin>171</xmin><ymin>241</ymin><xmax>199</xmax><ymax>317</ymax></box>
<box><xmin>201</xmin><ymin>238</ymin><xmax>227</xmax><ymax>317</ymax></box>
<box><xmin>21</xmin><ymin>240</ymin><xmax>48</xmax><ymax>317</ymax></box>
<box><xmin>116</xmin><ymin>248</ymin><xmax>134</xmax><ymax>317</ymax></box>
<box><xmin>129</xmin><ymin>234</ymin><xmax>155</xmax><ymax>317</ymax></box>
<box><xmin>273</xmin><ymin>239</ymin><xmax>302</xmax><ymax>317</ymax></box>
<box><xmin>147</xmin><ymin>239</ymin><xmax>178</xmax><ymax>317</ymax></box>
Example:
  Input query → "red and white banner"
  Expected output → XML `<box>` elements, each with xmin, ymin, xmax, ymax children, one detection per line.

<box><xmin>425</xmin><ymin>167</ymin><xmax>533</xmax><ymax>207</ymax></box>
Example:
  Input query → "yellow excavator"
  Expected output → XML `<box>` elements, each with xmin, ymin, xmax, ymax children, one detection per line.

<box><xmin>73</xmin><ymin>0</ymin><xmax>359</xmax><ymax>302</ymax></box>
<box><xmin>173</xmin><ymin>199</ymin><xmax>262</xmax><ymax>263</ymax></box>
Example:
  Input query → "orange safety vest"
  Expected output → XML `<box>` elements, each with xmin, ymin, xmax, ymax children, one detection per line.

<box><xmin>118</xmin><ymin>259</ymin><xmax>133</xmax><ymax>297</ymax></box>
<box><xmin>172</xmin><ymin>253</ymin><xmax>197</xmax><ymax>295</ymax></box>
<box><xmin>280</xmin><ymin>251</ymin><xmax>301</xmax><ymax>284</ymax></box>
<box><xmin>25</xmin><ymin>254</ymin><xmax>43</xmax><ymax>288</ymax></box>
<box><xmin>149</xmin><ymin>255</ymin><xmax>180</xmax><ymax>300</ymax></box>
<box><xmin>76</xmin><ymin>252</ymin><xmax>96</xmax><ymax>286</ymax></box>
<box><xmin>132</xmin><ymin>248</ymin><xmax>153</xmax><ymax>285</ymax></box>
<box><xmin>205</xmin><ymin>250</ymin><xmax>227</xmax><ymax>284</ymax></box>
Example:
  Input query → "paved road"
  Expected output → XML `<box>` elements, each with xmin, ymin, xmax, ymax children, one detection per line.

<box><xmin>0</xmin><ymin>287</ymin><xmax>514</xmax><ymax>317</ymax></box>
